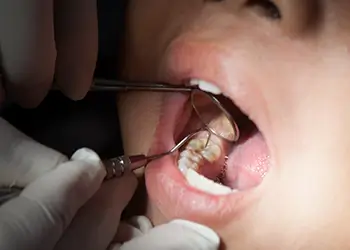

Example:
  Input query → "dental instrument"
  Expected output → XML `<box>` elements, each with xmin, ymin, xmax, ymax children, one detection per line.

<box><xmin>103</xmin><ymin>89</ymin><xmax>240</xmax><ymax>180</ymax></box>
<box><xmin>90</xmin><ymin>79</ymin><xmax>195</xmax><ymax>92</ymax></box>
<box><xmin>61</xmin><ymin>78</ymin><xmax>195</xmax><ymax>93</ymax></box>
<box><xmin>103</xmin><ymin>129</ymin><xmax>203</xmax><ymax>179</ymax></box>
<box><xmin>88</xmin><ymin>80</ymin><xmax>240</xmax><ymax>142</ymax></box>
<box><xmin>1</xmin><ymin>72</ymin><xmax>240</xmax><ymax>180</ymax></box>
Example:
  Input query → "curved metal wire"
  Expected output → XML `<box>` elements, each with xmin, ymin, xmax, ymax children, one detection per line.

<box><xmin>190</xmin><ymin>89</ymin><xmax>240</xmax><ymax>143</ymax></box>
<box><xmin>145</xmin><ymin>129</ymin><xmax>210</xmax><ymax>162</ymax></box>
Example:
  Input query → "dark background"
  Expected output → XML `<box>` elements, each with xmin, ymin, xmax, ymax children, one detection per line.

<box><xmin>1</xmin><ymin>0</ymin><xmax>128</xmax><ymax>159</ymax></box>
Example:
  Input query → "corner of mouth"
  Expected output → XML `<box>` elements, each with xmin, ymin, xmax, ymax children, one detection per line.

<box><xmin>144</xmin><ymin>77</ymin><xmax>272</xmax><ymax>226</ymax></box>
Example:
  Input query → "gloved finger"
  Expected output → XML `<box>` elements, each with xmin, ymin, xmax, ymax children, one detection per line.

<box><xmin>113</xmin><ymin>216</ymin><xmax>153</xmax><ymax>243</ymax></box>
<box><xmin>0</xmin><ymin>118</ymin><xmax>67</xmax><ymax>187</ymax></box>
<box><xmin>127</xmin><ymin>216</ymin><xmax>153</xmax><ymax>233</ymax></box>
<box><xmin>54</xmin><ymin>173</ymin><xmax>137</xmax><ymax>250</ymax></box>
<box><xmin>0</xmin><ymin>148</ymin><xmax>106</xmax><ymax>250</ymax></box>
<box><xmin>114</xmin><ymin>222</ymin><xmax>144</xmax><ymax>244</ymax></box>
<box><xmin>0</xmin><ymin>0</ymin><xmax>56</xmax><ymax>108</ymax></box>
<box><xmin>54</xmin><ymin>0</ymin><xmax>98</xmax><ymax>100</ymax></box>
<box><xmin>114</xmin><ymin>220</ymin><xmax>220</xmax><ymax>250</ymax></box>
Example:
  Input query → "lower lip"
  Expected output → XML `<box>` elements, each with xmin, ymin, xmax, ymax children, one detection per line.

<box><xmin>144</xmin><ymin>93</ymin><xmax>259</xmax><ymax>227</ymax></box>
<box><xmin>145</xmin><ymin>156</ymin><xmax>257</xmax><ymax>226</ymax></box>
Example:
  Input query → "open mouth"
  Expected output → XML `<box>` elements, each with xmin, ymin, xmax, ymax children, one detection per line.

<box><xmin>145</xmin><ymin>78</ymin><xmax>272</xmax><ymax>226</ymax></box>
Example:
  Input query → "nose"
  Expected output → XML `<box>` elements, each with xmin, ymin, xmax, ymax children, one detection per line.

<box><xmin>279</xmin><ymin>0</ymin><xmax>323</xmax><ymax>34</ymax></box>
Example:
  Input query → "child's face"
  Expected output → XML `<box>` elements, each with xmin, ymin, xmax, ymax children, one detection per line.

<box><xmin>118</xmin><ymin>1</ymin><xmax>350</xmax><ymax>249</ymax></box>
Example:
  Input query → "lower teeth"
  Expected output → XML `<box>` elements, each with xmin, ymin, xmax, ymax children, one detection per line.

<box><xmin>177</xmin><ymin>138</ymin><xmax>237</xmax><ymax>195</ymax></box>
<box><xmin>185</xmin><ymin>169</ymin><xmax>234</xmax><ymax>195</ymax></box>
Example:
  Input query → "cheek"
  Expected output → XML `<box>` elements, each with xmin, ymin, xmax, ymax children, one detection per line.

<box><xmin>117</xmin><ymin>92</ymin><xmax>163</xmax><ymax>156</ymax></box>
<box><xmin>124</xmin><ymin>0</ymin><xmax>205</xmax><ymax>80</ymax></box>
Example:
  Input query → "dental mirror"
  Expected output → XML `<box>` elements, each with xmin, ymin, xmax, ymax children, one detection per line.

<box><xmin>191</xmin><ymin>89</ymin><xmax>240</xmax><ymax>143</ymax></box>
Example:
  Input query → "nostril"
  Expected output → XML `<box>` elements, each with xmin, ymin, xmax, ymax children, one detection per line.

<box><xmin>246</xmin><ymin>0</ymin><xmax>282</xmax><ymax>20</ymax></box>
<box><xmin>283</xmin><ymin>0</ymin><xmax>323</xmax><ymax>35</ymax></box>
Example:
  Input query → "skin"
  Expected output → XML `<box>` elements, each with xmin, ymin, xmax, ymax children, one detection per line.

<box><xmin>117</xmin><ymin>0</ymin><xmax>350</xmax><ymax>249</ymax></box>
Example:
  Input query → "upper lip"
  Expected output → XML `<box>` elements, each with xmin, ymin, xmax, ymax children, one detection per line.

<box><xmin>159</xmin><ymin>39</ymin><xmax>267</xmax><ymax>137</ymax></box>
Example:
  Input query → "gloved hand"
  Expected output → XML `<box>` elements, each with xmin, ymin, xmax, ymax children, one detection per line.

<box><xmin>0</xmin><ymin>118</ymin><xmax>220</xmax><ymax>250</ymax></box>
<box><xmin>0</xmin><ymin>116</ymin><xmax>136</xmax><ymax>250</ymax></box>
<box><xmin>0</xmin><ymin>0</ymin><xmax>97</xmax><ymax>108</ymax></box>
<box><xmin>111</xmin><ymin>216</ymin><xmax>220</xmax><ymax>250</ymax></box>
<box><xmin>0</xmin><ymin>117</ymin><xmax>136</xmax><ymax>250</ymax></box>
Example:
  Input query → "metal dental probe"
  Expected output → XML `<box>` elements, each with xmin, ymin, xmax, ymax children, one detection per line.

<box><xmin>56</xmin><ymin>78</ymin><xmax>195</xmax><ymax>93</ymax></box>
<box><xmin>56</xmin><ymin>78</ymin><xmax>241</xmax><ymax>180</ymax></box>
<box><xmin>0</xmin><ymin>74</ymin><xmax>192</xmax><ymax>93</ymax></box>
<box><xmin>103</xmin><ymin>130</ymin><xmax>204</xmax><ymax>179</ymax></box>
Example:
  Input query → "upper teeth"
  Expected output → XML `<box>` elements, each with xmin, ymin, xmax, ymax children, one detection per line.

<box><xmin>189</xmin><ymin>79</ymin><xmax>222</xmax><ymax>95</ymax></box>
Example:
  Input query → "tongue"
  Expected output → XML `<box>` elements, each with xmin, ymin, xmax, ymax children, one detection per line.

<box><xmin>225</xmin><ymin>132</ymin><xmax>271</xmax><ymax>190</ymax></box>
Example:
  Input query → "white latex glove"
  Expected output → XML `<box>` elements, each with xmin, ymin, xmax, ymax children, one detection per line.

<box><xmin>0</xmin><ymin>0</ymin><xmax>97</xmax><ymax>108</ymax></box>
<box><xmin>111</xmin><ymin>216</ymin><xmax>220</xmax><ymax>250</ymax></box>
<box><xmin>0</xmin><ymin>118</ymin><xmax>137</xmax><ymax>250</ymax></box>
<box><xmin>0</xmin><ymin>118</ymin><xmax>68</xmax><ymax>188</ymax></box>
<box><xmin>0</xmin><ymin>118</ymin><xmax>221</xmax><ymax>250</ymax></box>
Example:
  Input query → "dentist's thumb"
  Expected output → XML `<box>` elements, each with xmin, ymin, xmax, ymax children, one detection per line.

<box><xmin>117</xmin><ymin>219</ymin><xmax>220</xmax><ymax>250</ymax></box>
